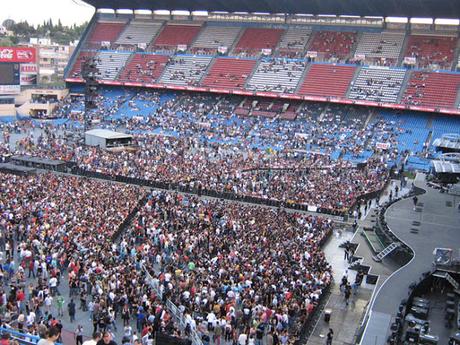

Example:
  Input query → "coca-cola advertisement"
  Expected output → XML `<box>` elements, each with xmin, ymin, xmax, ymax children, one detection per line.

<box><xmin>0</xmin><ymin>47</ymin><xmax>36</xmax><ymax>63</ymax></box>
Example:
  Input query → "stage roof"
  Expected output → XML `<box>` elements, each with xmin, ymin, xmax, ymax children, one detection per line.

<box><xmin>83</xmin><ymin>0</ymin><xmax>460</xmax><ymax>19</ymax></box>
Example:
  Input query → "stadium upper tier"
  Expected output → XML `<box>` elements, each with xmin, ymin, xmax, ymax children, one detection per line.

<box><xmin>65</xmin><ymin>15</ymin><xmax>460</xmax><ymax>115</ymax></box>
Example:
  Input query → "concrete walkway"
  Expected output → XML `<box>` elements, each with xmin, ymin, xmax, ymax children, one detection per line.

<box><xmin>307</xmin><ymin>179</ymin><xmax>413</xmax><ymax>345</ymax></box>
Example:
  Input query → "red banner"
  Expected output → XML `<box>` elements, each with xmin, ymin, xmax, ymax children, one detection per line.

<box><xmin>20</xmin><ymin>63</ymin><xmax>38</xmax><ymax>74</ymax></box>
<box><xmin>0</xmin><ymin>47</ymin><xmax>36</xmax><ymax>63</ymax></box>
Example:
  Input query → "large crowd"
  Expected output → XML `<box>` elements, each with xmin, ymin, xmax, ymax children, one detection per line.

<box><xmin>1</xmin><ymin>90</ymin><xmax>397</xmax><ymax>214</ymax></box>
<box><xmin>0</xmin><ymin>173</ymin><xmax>144</xmax><ymax>343</ymax></box>
<box><xmin>0</xmin><ymin>86</ymin><xmax>424</xmax><ymax>345</ymax></box>
<box><xmin>0</xmin><ymin>169</ymin><xmax>332</xmax><ymax>345</ymax></box>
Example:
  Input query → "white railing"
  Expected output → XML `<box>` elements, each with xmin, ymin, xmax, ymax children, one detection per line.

<box><xmin>142</xmin><ymin>264</ymin><xmax>203</xmax><ymax>345</ymax></box>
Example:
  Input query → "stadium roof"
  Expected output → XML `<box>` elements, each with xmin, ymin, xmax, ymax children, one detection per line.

<box><xmin>83</xmin><ymin>0</ymin><xmax>460</xmax><ymax>19</ymax></box>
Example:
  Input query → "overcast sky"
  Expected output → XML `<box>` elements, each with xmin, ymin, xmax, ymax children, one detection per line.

<box><xmin>3</xmin><ymin>0</ymin><xmax>95</xmax><ymax>26</ymax></box>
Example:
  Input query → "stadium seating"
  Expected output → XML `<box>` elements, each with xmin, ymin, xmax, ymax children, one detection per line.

<box><xmin>115</xmin><ymin>20</ymin><xmax>163</xmax><ymax>47</ymax></box>
<box><xmin>191</xmin><ymin>25</ymin><xmax>242</xmax><ymax>54</ymax></box>
<box><xmin>403</xmin><ymin>35</ymin><xmax>457</xmax><ymax>69</ymax></box>
<box><xmin>95</xmin><ymin>51</ymin><xmax>132</xmax><ymax>80</ymax></box>
<box><xmin>118</xmin><ymin>54</ymin><xmax>169</xmax><ymax>83</ymax></box>
<box><xmin>201</xmin><ymin>58</ymin><xmax>256</xmax><ymax>89</ymax></box>
<box><xmin>69</xmin><ymin>51</ymin><xmax>95</xmax><ymax>78</ymax></box>
<box><xmin>246</xmin><ymin>59</ymin><xmax>306</xmax><ymax>93</ymax></box>
<box><xmin>159</xmin><ymin>55</ymin><xmax>212</xmax><ymax>86</ymax></box>
<box><xmin>349</xmin><ymin>67</ymin><xmax>406</xmax><ymax>103</ymax></box>
<box><xmin>402</xmin><ymin>71</ymin><xmax>460</xmax><ymax>108</ymax></box>
<box><xmin>86</xmin><ymin>21</ymin><xmax>126</xmax><ymax>47</ymax></box>
<box><xmin>251</xmin><ymin>99</ymin><xmax>277</xmax><ymax>118</ymax></box>
<box><xmin>430</xmin><ymin>116</ymin><xmax>460</xmax><ymax>143</ymax></box>
<box><xmin>298</xmin><ymin>64</ymin><xmax>356</xmax><ymax>98</ymax></box>
<box><xmin>278</xmin><ymin>27</ymin><xmax>312</xmax><ymax>57</ymax></box>
<box><xmin>233</xmin><ymin>28</ymin><xmax>284</xmax><ymax>56</ymax></box>
<box><xmin>151</xmin><ymin>24</ymin><xmax>202</xmax><ymax>50</ymax></box>
<box><xmin>308</xmin><ymin>31</ymin><xmax>357</xmax><ymax>60</ymax></box>
<box><xmin>354</xmin><ymin>31</ymin><xmax>405</xmax><ymax>64</ymax></box>
<box><xmin>372</xmin><ymin>111</ymin><xmax>430</xmax><ymax>155</ymax></box>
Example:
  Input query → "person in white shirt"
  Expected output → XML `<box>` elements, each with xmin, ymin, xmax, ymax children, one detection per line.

<box><xmin>82</xmin><ymin>331</ymin><xmax>101</xmax><ymax>345</ymax></box>
<box><xmin>49</xmin><ymin>277</ymin><xmax>58</xmax><ymax>296</ymax></box>
<box><xmin>44</xmin><ymin>295</ymin><xmax>53</xmax><ymax>313</ymax></box>
<box><xmin>238</xmin><ymin>333</ymin><xmax>248</xmax><ymax>345</ymax></box>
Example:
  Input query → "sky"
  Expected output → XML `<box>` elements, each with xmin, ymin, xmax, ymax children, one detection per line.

<box><xmin>3</xmin><ymin>0</ymin><xmax>95</xmax><ymax>26</ymax></box>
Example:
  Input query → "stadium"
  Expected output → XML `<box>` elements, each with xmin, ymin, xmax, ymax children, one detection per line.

<box><xmin>0</xmin><ymin>0</ymin><xmax>460</xmax><ymax>345</ymax></box>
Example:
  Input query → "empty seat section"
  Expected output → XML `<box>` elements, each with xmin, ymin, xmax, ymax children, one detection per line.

<box><xmin>403</xmin><ymin>35</ymin><xmax>457</xmax><ymax>69</ymax></box>
<box><xmin>191</xmin><ymin>25</ymin><xmax>241</xmax><ymax>54</ymax></box>
<box><xmin>308</xmin><ymin>31</ymin><xmax>357</xmax><ymax>60</ymax></box>
<box><xmin>354</xmin><ymin>31</ymin><xmax>405</xmax><ymax>64</ymax></box>
<box><xmin>68</xmin><ymin>51</ymin><xmax>94</xmax><ymax>78</ymax></box>
<box><xmin>278</xmin><ymin>27</ymin><xmax>312</xmax><ymax>58</ymax></box>
<box><xmin>86</xmin><ymin>21</ymin><xmax>126</xmax><ymax>48</ymax></box>
<box><xmin>115</xmin><ymin>21</ymin><xmax>163</xmax><ymax>46</ymax></box>
<box><xmin>95</xmin><ymin>51</ymin><xmax>132</xmax><ymax>80</ymax></box>
<box><xmin>246</xmin><ymin>59</ymin><xmax>306</xmax><ymax>93</ymax></box>
<box><xmin>349</xmin><ymin>67</ymin><xmax>406</xmax><ymax>103</ymax></box>
<box><xmin>201</xmin><ymin>58</ymin><xmax>256</xmax><ymax>89</ymax></box>
<box><xmin>252</xmin><ymin>99</ymin><xmax>277</xmax><ymax>118</ymax></box>
<box><xmin>119</xmin><ymin>54</ymin><xmax>169</xmax><ymax>83</ymax></box>
<box><xmin>233</xmin><ymin>28</ymin><xmax>284</xmax><ymax>56</ymax></box>
<box><xmin>159</xmin><ymin>56</ymin><xmax>212</xmax><ymax>86</ymax></box>
<box><xmin>152</xmin><ymin>24</ymin><xmax>202</xmax><ymax>50</ymax></box>
<box><xmin>298</xmin><ymin>64</ymin><xmax>356</xmax><ymax>98</ymax></box>
<box><xmin>402</xmin><ymin>71</ymin><xmax>460</xmax><ymax>108</ymax></box>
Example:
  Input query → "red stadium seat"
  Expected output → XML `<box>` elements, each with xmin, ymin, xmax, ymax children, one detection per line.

<box><xmin>233</xmin><ymin>28</ymin><xmax>284</xmax><ymax>56</ymax></box>
<box><xmin>402</xmin><ymin>71</ymin><xmax>460</xmax><ymax>108</ymax></box>
<box><xmin>403</xmin><ymin>35</ymin><xmax>457</xmax><ymax>69</ymax></box>
<box><xmin>298</xmin><ymin>64</ymin><xmax>356</xmax><ymax>98</ymax></box>
<box><xmin>201</xmin><ymin>58</ymin><xmax>256</xmax><ymax>89</ymax></box>
<box><xmin>119</xmin><ymin>54</ymin><xmax>169</xmax><ymax>83</ymax></box>
<box><xmin>87</xmin><ymin>22</ymin><xmax>126</xmax><ymax>46</ymax></box>
<box><xmin>308</xmin><ymin>31</ymin><xmax>357</xmax><ymax>60</ymax></box>
<box><xmin>68</xmin><ymin>52</ymin><xmax>95</xmax><ymax>78</ymax></box>
<box><xmin>152</xmin><ymin>24</ymin><xmax>202</xmax><ymax>50</ymax></box>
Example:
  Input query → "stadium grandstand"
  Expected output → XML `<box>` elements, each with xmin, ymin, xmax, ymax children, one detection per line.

<box><xmin>1</xmin><ymin>1</ymin><xmax>460</xmax><ymax>345</ymax></box>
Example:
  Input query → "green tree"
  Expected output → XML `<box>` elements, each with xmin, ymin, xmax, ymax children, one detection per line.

<box><xmin>2</xmin><ymin>19</ymin><xmax>15</xmax><ymax>30</ymax></box>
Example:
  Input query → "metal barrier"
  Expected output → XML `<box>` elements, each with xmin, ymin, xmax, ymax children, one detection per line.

<box><xmin>142</xmin><ymin>265</ymin><xmax>203</xmax><ymax>345</ymax></box>
<box><xmin>70</xmin><ymin>166</ymin><xmax>355</xmax><ymax>219</ymax></box>
<box><xmin>0</xmin><ymin>327</ymin><xmax>62</xmax><ymax>345</ymax></box>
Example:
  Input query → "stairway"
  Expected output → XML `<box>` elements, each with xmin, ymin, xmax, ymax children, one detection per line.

<box><xmin>198</xmin><ymin>56</ymin><xmax>217</xmax><ymax>85</ymax></box>
<box><xmin>373</xmin><ymin>242</ymin><xmax>400</xmax><ymax>262</ymax></box>
<box><xmin>114</xmin><ymin>52</ymin><xmax>135</xmax><ymax>80</ymax></box>
<box><xmin>345</xmin><ymin>66</ymin><xmax>362</xmax><ymax>98</ymax></box>
<box><xmin>432</xmin><ymin>270</ymin><xmax>460</xmax><ymax>290</ymax></box>
<box><xmin>294</xmin><ymin>63</ymin><xmax>312</xmax><ymax>93</ymax></box>
<box><xmin>397</xmin><ymin>70</ymin><xmax>412</xmax><ymax>103</ymax></box>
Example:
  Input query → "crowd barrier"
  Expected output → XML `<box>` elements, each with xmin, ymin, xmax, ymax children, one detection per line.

<box><xmin>69</xmin><ymin>166</ymin><xmax>366</xmax><ymax>219</ymax></box>
<box><xmin>0</xmin><ymin>327</ymin><xmax>63</xmax><ymax>345</ymax></box>
<box><xmin>111</xmin><ymin>194</ymin><xmax>149</xmax><ymax>241</ymax></box>
<box><xmin>141</xmin><ymin>264</ymin><xmax>203</xmax><ymax>345</ymax></box>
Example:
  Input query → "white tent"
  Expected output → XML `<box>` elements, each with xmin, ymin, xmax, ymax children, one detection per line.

<box><xmin>85</xmin><ymin>129</ymin><xmax>133</xmax><ymax>148</ymax></box>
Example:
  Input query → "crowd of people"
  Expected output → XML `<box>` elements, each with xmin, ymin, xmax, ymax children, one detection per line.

<box><xmin>0</xmin><ymin>89</ymin><xmax>399</xmax><ymax>214</ymax></box>
<box><xmin>0</xmin><ymin>84</ymin><xmax>428</xmax><ymax>345</ymax></box>
<box><xmin>0</xmin><ymin>166</ymin><xmax>333</xmax><ymax>345</ymax></box>
<box><xmin>127</xmin><ymin>192</ymin><xmax>333</xmax><ymax>344</ymax></box>
<box><xmin>247</xmin><ymin>60</ymin><xmax>306</xmax><ymax>94</ymax></box>
<box><xmin>163</xmin><ymin>58</ymin><xmax>210</xmax><ymax>86</ymax></box>
<box><xmin>0</xmin><ymin>172</ymin><xmax>144</xmax><ymax>343</ymax></box>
